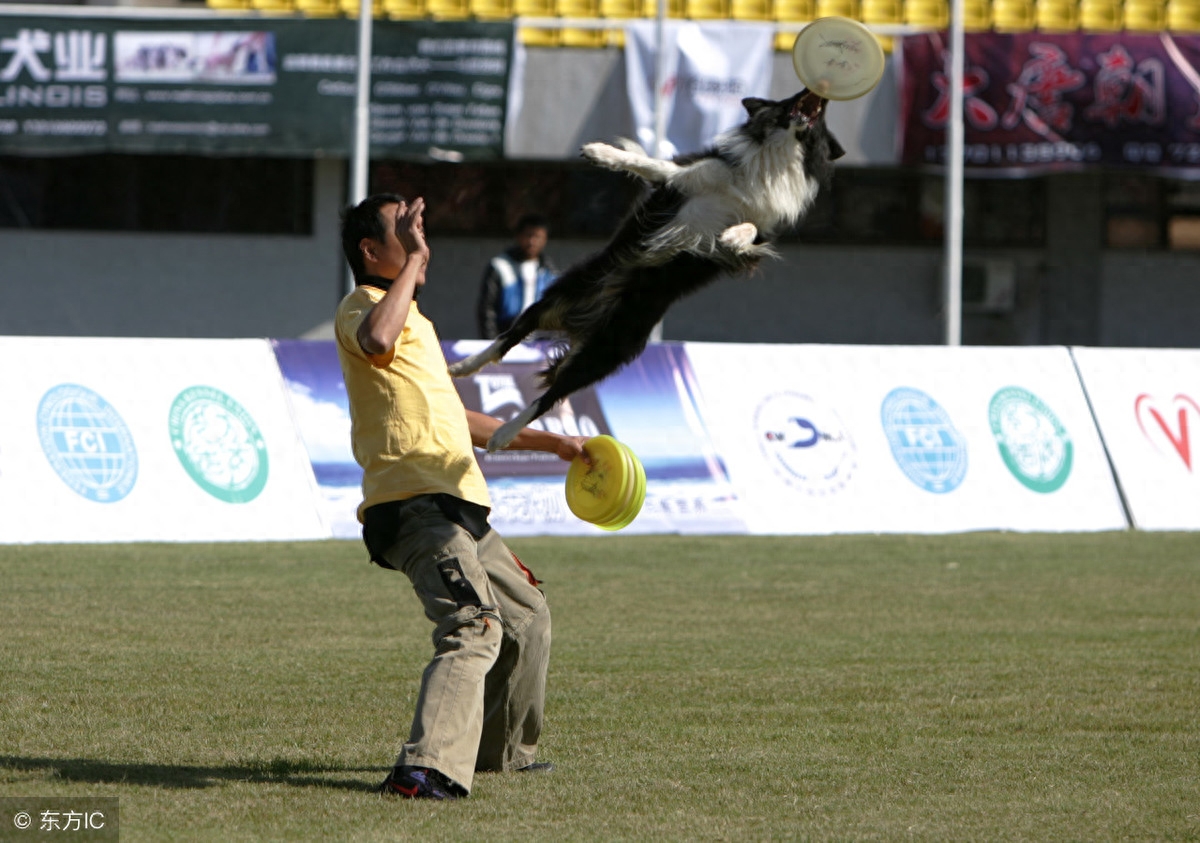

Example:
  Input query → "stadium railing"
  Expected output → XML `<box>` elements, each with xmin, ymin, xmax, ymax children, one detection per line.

<box><xmin>205</xmin><ymin>0</ymin><xmax>1200</xmax><ymax>43</ymax></box>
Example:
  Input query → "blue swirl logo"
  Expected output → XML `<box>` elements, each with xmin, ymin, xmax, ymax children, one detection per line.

<box><xmin>37</xmin><ymin>384</ymin><xmax>138</xmax><ymax>503</ymax></box>
<box><xmin>880</xmin><ymin>387</ymin><xmax>967</xmax><ymax>494</ymax></box>
<box><xmin>754</xmin><ymin>392</ymin><xmax>857</xmax><ymax>496</ymax></box>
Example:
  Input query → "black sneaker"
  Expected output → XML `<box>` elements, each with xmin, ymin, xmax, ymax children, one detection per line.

<box><xmin>378</xmin><ymin>766</ymin><xmax>465</xmax><ymax>800</ymax></box>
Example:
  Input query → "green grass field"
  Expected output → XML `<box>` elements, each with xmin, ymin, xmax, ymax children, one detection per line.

<box><xmin>1</xmin><ymin>532</ymin><xmax>1198</xmax><ymax>841</ymax></box>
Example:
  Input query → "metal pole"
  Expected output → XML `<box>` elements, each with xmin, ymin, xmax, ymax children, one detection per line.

<box><xmin>652</xmin><ymin>0</ymin><xmax>668</xmax><ymax>158</ymax></box>
<box><xmin>649</xmin><ymin>0</ymin><xmax>668</xmax><ymax>340</ymax></box>
<box><xmin>351</xmin><ymin>0</ymin><xmax>373</xmax><ymax>206</ymax></box>
<box><xmin>346</xmin><ymin>0</ymin><xmax>374</xmax><ymax>295</ymax></box>
<box><xmin>943</xmin><ymin>0</ymin><xmax>964</xmax><ymax>346</ymax></box>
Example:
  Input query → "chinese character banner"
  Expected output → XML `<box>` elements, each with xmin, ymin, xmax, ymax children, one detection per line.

<box><xmin>899</xmin><ymin>32</ymin><xmax>1200</xmax><ymax>172</ymax></box>
<box><xmin>0</xmin><ymin>15</ymin><xmax>511</xmax><ymax>158</ymax></box>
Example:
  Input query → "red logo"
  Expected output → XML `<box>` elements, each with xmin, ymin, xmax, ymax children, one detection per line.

<box><xmin>1134</xmin><ymin>393</ymin><xmax>1200</xmax><ymax>471</ymax></box>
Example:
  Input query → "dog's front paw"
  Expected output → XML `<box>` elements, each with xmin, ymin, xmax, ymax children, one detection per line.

<box><xmin>581</xmin><ymin>142</ymin><xmax>625</xmax><ymax>171</ymax></box>
<box><xmin>719</xmin><ymin>222</ymin><xmax>759</xmax><ymax>253</ymax></box>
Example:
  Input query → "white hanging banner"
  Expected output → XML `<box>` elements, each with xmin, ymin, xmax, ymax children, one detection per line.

<box><xmin>683</xmin><ymin>343</ymin><xmax>1128</xmax><ymax>535</ymax></box>
<box><xmin>1071</xmin><ymin>347</ymin><xmax>1200</xmax><ymax>531</ymax></box>
<box><xmin>624</xmin><ymin>20</ymin><xmax>774</xmax><ymax>158</ymax></box>
<box><xmin>0</xmin><ymin>337</ymin><xmax>329</xmax><ymax>543</ymax></box>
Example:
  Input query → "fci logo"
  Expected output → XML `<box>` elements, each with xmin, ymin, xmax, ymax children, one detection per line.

<box><xmin>1134</xmin><ymin>393</ymin><xmax>1200</xmax><ymax>471</ymax></box>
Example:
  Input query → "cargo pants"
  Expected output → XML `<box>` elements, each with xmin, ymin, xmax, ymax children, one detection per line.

<box><xmin>363</xmin><ymin>495</ymin><xmax>551</xmax><ymax>795</ymax></box>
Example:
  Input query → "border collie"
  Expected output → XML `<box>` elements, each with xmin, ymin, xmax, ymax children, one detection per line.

<box><xmin>449</xmin><ymin>89</ymin><xmax>845</xmax><ymax>452</ymax></box>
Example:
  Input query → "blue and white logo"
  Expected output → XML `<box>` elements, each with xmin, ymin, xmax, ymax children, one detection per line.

<box><xmin>880</xmin><ymin>387</ymin><xmax>967</xmax><ymax>494</ymax></box>
<box><xmin>37</xmin><ymin>384</ymin><xmax>138</xmax><ymax>503</ymax></box>
<box><xmin>754</xmin><ymin>392</ymin><xmax>857</xmax><ymax>496</ymax></box>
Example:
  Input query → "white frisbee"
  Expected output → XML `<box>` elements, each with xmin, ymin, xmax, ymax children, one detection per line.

<box><xmin>791</xmin><ymin>16</ymin><xmax>886</xmax><ymax>101</ymax></box>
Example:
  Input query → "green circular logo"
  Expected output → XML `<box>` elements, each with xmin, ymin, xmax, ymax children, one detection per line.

<box><xmin>169</xmin><ymin>386</ymin><xmax>268</xmax><ymax>503</ymax></box>
<box><xmin>988</xmin><ymin>387</ymin><xmax>1072</xmax><ymax>494</ymax></box>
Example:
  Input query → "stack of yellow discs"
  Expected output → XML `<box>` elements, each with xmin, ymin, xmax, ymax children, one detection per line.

<box><xmin>564</xmin><ymin>435</ymin><xmax>646</xmax><ymax>531</ymax></box>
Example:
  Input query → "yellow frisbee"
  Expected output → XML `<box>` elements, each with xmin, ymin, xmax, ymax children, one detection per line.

<box><xmin>565</xmin><ymin>435</ymin><xmax>633</xmax><ymax>525</ymax></box>
<box><xmin>565</xmin><ymin>436</ymin><xmax>647</xmax><ymax>531</ymax></box>
<box><xmin>601</xmin><ymin>443</ymin><xmax>646</xmax><ymax>531</ymax></box>
<box><xmin>791</xmin><ymin>16</ymin><xmax>886</xmax><ymax>101</ymax></box>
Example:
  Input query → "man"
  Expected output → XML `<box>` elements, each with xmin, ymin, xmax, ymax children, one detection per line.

<box><xmin>477</xmin><ymin>213</ymin><xmax>558</xmax><ymax>339</ymax></box>
<box><xmin>335</xmin><ymin>193</ymin><xmax>588</xmax><ymax>800</ymax></box>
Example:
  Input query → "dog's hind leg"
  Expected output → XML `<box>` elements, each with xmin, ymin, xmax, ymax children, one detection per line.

<box><xmin>485</xmin><ymin>349</ymin><xmax>585</xmax><ymax>452</ymax></box>
<box><xmin>449</xmin><ymin>299</ymin><xmax>552</xmax><ymax>377</ymax></box>
<box><xmin>487</xmin><ymin>401</ymin><xmax>545</xmax><ymax>452</ymax></box>
<box><xmin>452</xmin><ymin>252</ymin><xmax>614</xmax><ymax>378</ymax></box>
<box><xmin>485</xmin><ymin>349</ymin><xmax>582</xmax><ymax>451</ymax></box>
<box><xmin>447</xmin><ymin>336</ymin><xmax>509</xmax><ymax>377</ymax></box>
<box><xmin>486</xmin><ymin>339</ymin><xmax>638</xmax><ymax>452</ymax></box>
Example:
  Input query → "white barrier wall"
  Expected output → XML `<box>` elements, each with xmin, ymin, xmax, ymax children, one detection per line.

<box><xmin>683</xmin><ymin>344</ymin><xmax>1128</xmax><ymax>534</ymax></box>
<box><xmin>0</xmin><ymin>338</ymin><xmax>328</xmax><ymax>543</ymax></box>
<box><xmin>0</xmin><ymin>338</ymin><xmax>1147</xmax><ymax>542</ymax></box>
<box><xmin>1072</xmin><ymin>347</ymin><xmax>1200</xmax><ymax>530</ymax></box>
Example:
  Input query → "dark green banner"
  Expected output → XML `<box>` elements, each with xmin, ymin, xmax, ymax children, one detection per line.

<box><xmin>0</xmin><ymin>14</ymin><xmax>512</xmax><ymax>159</ymax></box>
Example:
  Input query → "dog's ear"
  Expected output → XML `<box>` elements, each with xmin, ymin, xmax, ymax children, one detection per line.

<box><xmin>741</xmin><ymin>97</ymin><xmax>772</xmax><ymax>117</ymax></box>
<box><xmin>826</xmin><ymin>130</ymin><xmax>846</xmax><ymax>161</ymax></box>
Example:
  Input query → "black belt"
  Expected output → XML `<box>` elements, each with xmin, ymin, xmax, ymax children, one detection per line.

<box><xmin>363</xmin><ymin>494</ymin><xmax>492</xmax><ymax>569</ymax></box>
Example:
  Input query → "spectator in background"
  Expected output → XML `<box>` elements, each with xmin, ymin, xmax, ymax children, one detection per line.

<box><xmin>477</xmin><ymin>213</ymin><xmax>558</xmax><ymax>339</ymax></box>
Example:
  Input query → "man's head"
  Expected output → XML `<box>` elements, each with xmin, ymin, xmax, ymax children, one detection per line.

<box><xmin>513</xmin><ymin>213</ymin><xmax>549</xmax><ymax>262</ymax></box>
<box><xmin>340</xmin><ymin>192</ymin><xmax>407</xmax><ymax>282</ymax></box>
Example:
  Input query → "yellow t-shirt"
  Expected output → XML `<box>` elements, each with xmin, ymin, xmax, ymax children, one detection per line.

<box><xmin>334</xmin><ymin>285</ymin><xmax>491</xmax><ymax>521</ymax></box>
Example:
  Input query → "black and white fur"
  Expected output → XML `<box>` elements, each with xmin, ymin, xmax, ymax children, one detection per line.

<box><xmin>450</xmin><ymin>90</ymin><xmax>844</xmax><ymax>452</ymax></box>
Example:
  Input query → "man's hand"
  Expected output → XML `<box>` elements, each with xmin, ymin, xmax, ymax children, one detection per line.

<box><xmin>554</xmin><ymin>436</ymin><xmax>592</xmax><ymax>466</ymax></box>
<box><xmin>357</xmin><ymin>197</ymin><xmax>430</xmax><ymax>357</ymax></box>
<box><xmin>395</xmin><ymin>197</ymin><xmax>430</xmax><ymax>271</ymax></box>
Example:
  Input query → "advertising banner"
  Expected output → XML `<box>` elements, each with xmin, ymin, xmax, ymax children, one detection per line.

<box><xmin>273</xmin><ymin>338</ymin><xmax>746</xmax><ymax>539</ymax></box>
<box><xmin>683</xmin><ymin>343</ymin><xmax>1128</xmax><ymax>534</ymax></box>
<box><xmin>624</xmin><ymin>20</ymin><xmax>774</xmax><ymax>158</ymax></box>
<box><xmin>2</xmin><ymin>337</ymin><xmax>1149</xmax><ymax>543</ymax></box>
<box><xmin>0</xmin><ymin>337</ymin><xmax>328</xmax><ymax>543</ymax></box>
<box><xmin>1071</xmin><ymin>347</ymin><xmax>1200</xmax><ymax>530</ymax></box>
<box><xmin>0</xmin><ymin>13</ymin><xmax>511</xmax><ymax>158</ymax></box>
<box><xmin>899</xmin><ymin>32</ymin><xmax>1200</xmax><ymax>174</ymax></box>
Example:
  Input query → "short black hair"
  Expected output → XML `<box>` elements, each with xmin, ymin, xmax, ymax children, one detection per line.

<box><xmin>515</xmin><ymin>213</ymin><xmax>549</xmax><ymax>235</ymax></box>
<box><xmin>340</xmin><ymin>193</ymin><xmax>405</xmax><ymax>282</ymax></box>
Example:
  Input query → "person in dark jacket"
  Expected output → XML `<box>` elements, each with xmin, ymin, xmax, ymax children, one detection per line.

<box><xmin>476</xmin><ymin>214</ymin><xmax>558</xmax><ymax>339</ymax></box>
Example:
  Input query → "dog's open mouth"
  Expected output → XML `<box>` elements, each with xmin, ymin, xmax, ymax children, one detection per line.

<box><xmin>789</xmin><ymin>89</ymin><xmax>827</xmax><ymax>127</ymax></box>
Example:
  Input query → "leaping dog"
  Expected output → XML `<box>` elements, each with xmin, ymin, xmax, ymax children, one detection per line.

<box><xmin>449</xmin><ymin>90</ymin><xmax>844</xmax><ymax>451</ymax></box>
